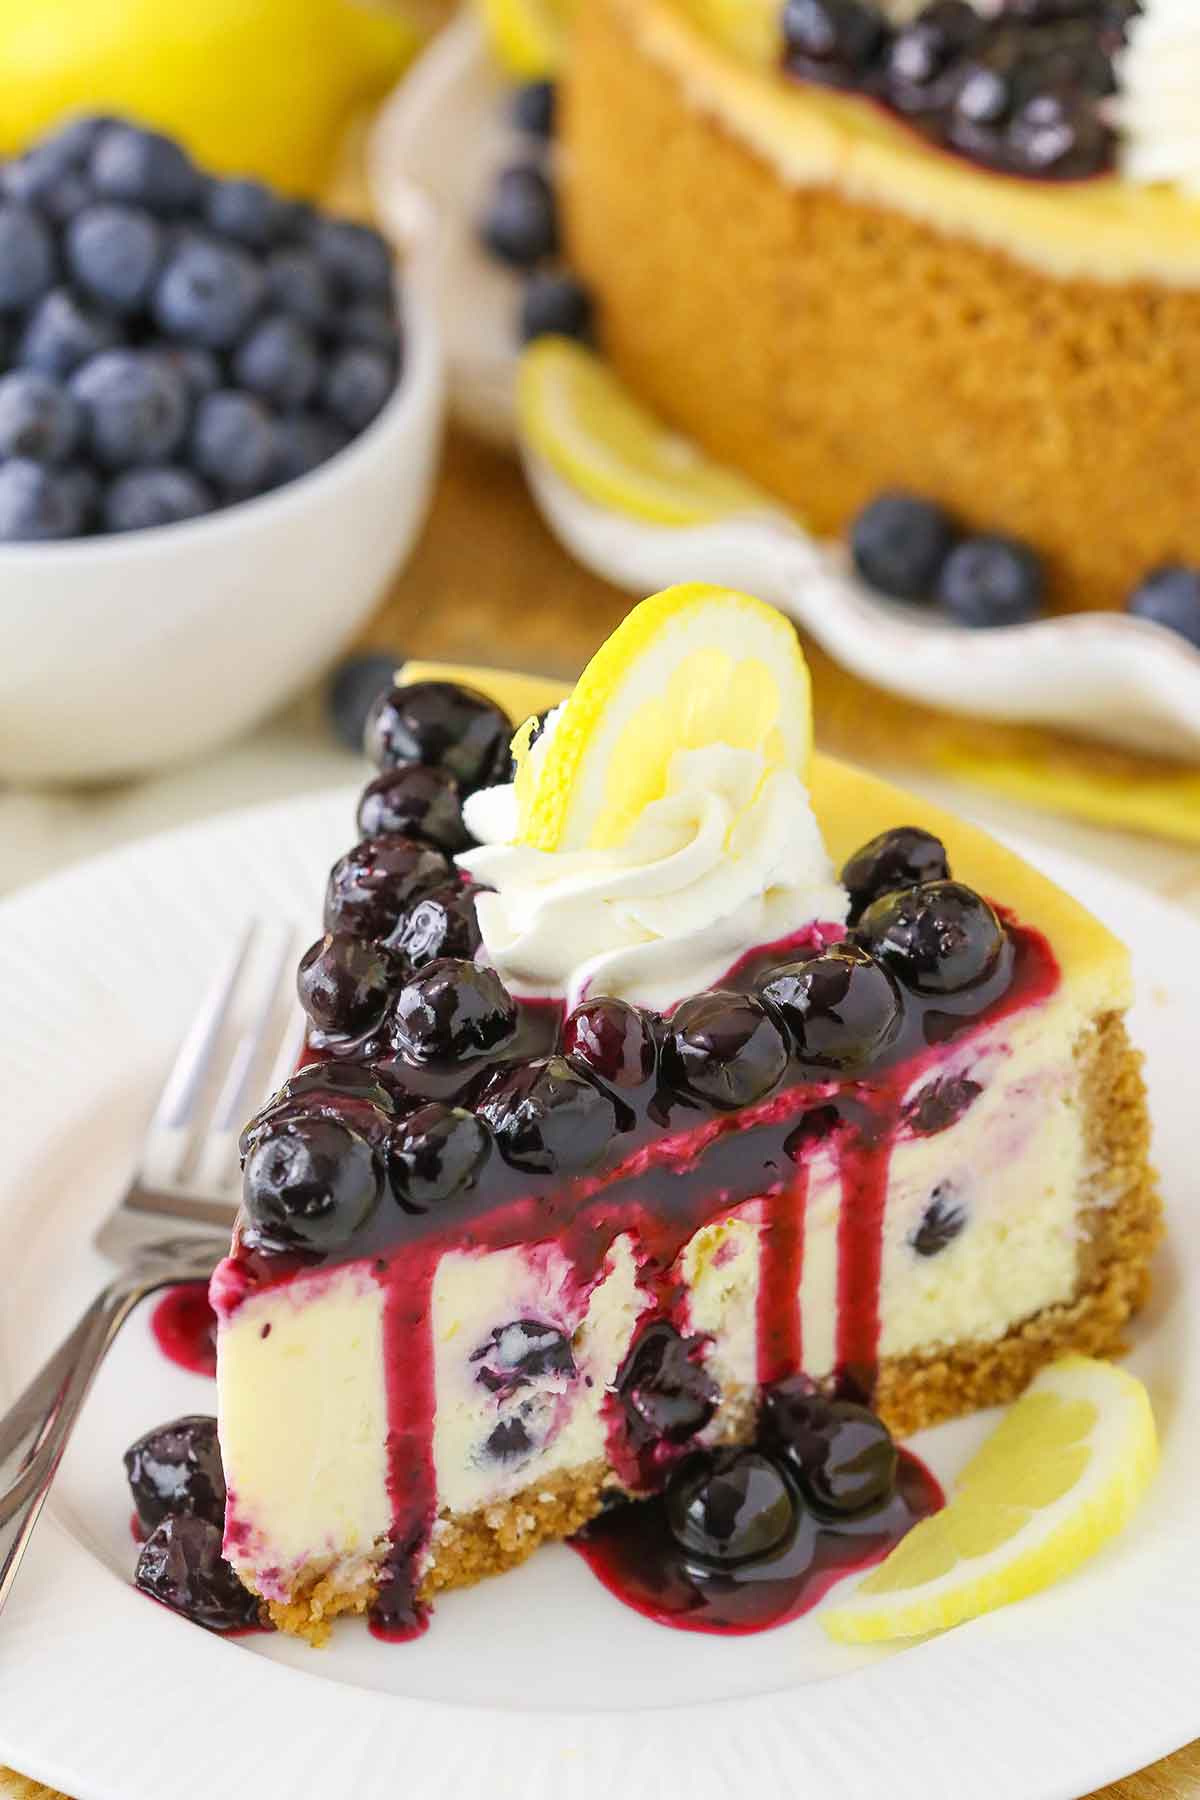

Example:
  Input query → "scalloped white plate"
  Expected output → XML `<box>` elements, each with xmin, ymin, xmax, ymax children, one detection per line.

<box><xmin>0</xmin><ymin>789</ymin><xmax>1197</xmax><ymax>1800</ymax></box>
<box><xmin>369</xmin><ymin>15</ymin><xmax>1200</xmax><ymax>764</ymax></box>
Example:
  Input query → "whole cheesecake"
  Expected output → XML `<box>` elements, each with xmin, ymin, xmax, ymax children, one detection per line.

<box><xmin>209</xmin><ymin>588</ymin><xmax>1159</xmax><ymax>1643</ymax></box>
<box><xmin>560</xmin><ymin>0</ymin><xmax>1200</xmax><ymax>615</ymax></box>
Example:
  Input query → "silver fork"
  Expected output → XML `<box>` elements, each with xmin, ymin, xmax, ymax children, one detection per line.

<box><xmin>0</xmin><ymin>920</ymin><xmax>306</xmax><ymax>1618</ymax></box>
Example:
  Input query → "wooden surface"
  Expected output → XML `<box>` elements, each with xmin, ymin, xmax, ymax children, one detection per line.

<box><xmin>2</xmin><ymin>429</ymin><xmax>1198</xmax><ymax>1800</ymax></box>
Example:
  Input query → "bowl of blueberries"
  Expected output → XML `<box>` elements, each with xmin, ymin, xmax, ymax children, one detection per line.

<box><xmin>0</xmin><ymin>114</ymin><xmax>442</xmax><ymax>784</ymax></box>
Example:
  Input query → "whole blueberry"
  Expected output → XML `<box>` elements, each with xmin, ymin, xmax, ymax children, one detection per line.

<box><xmin>63</xmin><ymin>464</ymin><xmax>101</xmax><ymax>531</ymax></box>
<box><xmin>480</xmin><ymin>164</ymin><xmax>559</xmax><ymax>268</ymax></box>
<box><xmin>66</xmin><ymin>203</ymin><xmax>163</xmax><ymax>314</ymax></box>
<box><xmin>850</xmin><ymin>491</ymin><xmax>956</xmax><ymax>601</ymax></box>
<box><xmin>154</xmin><ymin>238</ymin><xmax>265</xmax><ymax>349</ymax></box>
<box><xmin>297</xmin><ymin>931</ymin><xmax>396</xmax><ymax>1038</ymax></box>
<box><xmin>72</xmin><ymin>350</ymin><xmax>190</xmax><ymax>467</ymax></box>
<box><xmin>562</xmin><ymin>996</ymin><xmax>657</xmax><ymax>1088</ymax></box>
<box><xmin>89</xmin><ymin>124</ymin><xmax>201</xmax><ymax>213</ymax></box>
<box><xmin>886</xmin><ymin>1</ymin><xmax>981</xmax><ymax>106</ymax></box>
<box><xmin>242</xmin><ymin>1063</ymin><xmax>398</xmax><ymax>1158</ymax></box>
<box><xmin>759</xmin><ymin>943</ymin><xmax>902</xmax><ymax>1071</ymax></box>
<box><xmin>666</xmin><ymin>1449</ymin><xmax>795</xmax><ymax>1566</ymax></box>
<box><xmin>0</xmin><ymin>371</ymin><xmax>80</xmax><ymax>462</ymax></box>
<box><xmin>327</xmin><ymin>651</ymin><xmax>399</xmax><ymax>753</ymax></box>
<box><xmin>134</xmin><ymin>1515</ymin><xmax>262</xmax><ymax>1632</ymax></box>
<box><xmin>762</xmin><ymin>1381</ymin><xmax>897</xmax><ymax>1515</ymax></box>
<box><xmin>242</xmin><ymin>1115</ymin><xmax>382</xmax><ymax>1252</ymax></box>
<box><xmin>1127</xmin><ymin>565</ymin><xmax>1200</xmax><ymax>650</ymax></box>
<box><xmin>3</xmin><ymin>149</ymin><xmax>92</xmax><ymax>224</ymax></box>
<box><xmin>269</xmin><ymin>410</ymin><xmax>348</xmax><ymax>485</ymax></box>
<box><xmin>390</xmin><ymin>958</ymin><xmax>518</xmax><ymax>1065</ymax></box>
<box><xmin>156</xmin><ymin>344</ymin><xmax>222</xmax><ymax>401</ymax></box>
<box><xmin>324</xmin><ymin>834</ymin><xmax>449</xmax><ymax>941</ymax></box>
<box><xmin>389</xmin><ymin>1102</ymin><xmax>491</xmax><ymax>1212</ymax></box>
<box><xmin>205</xmin><ymin>177</ymin><xmax>287</xmax><ymax>248</ymax></box>
<box><xmin>311</xmin><ymin>217</ymin><xmax>394</xmax><ymax>301</ymax></box>
<box><xmin>18</xmin><ymin>287</ymin><xmax>122</xmax><ymax>378</ymax></box>
<box><xmin>841</xmin><ymin>824</ymin><xmax>950</xmax><ymax>925</ymax></box>
<box><xmin>616</xmin><ymin>1322</ymin><xmax>718</xmax><ymax>1450</ymax></box>
<box><xmin>190</xmin><ymin>389</ymin><xmax>276</xmax><ymax>494</ymax></box>
<box><xmin>0</xmin><ymin>206</ymin><xmax>56</xmax><ymax>311</ymax></box>
<box><xmin>0</xmin><ymin>458</ymin><xmax>87</xmax><ymax>540</ymax></box>
<box><xmin>339</xmin><ymin>301</ymin><xmax>398</xmax><ymax>356</ymax></box>
<box><xmin>233</xmin><ymin>314</ymin><xmax>320</xmax><ymax>409</ymax></box>
<box><xmin>937</xmin><ymin>533</ymin><xmax>1044</xmax><ymax>626</ymax></box>
<box><xmin>103</xmin><ymin>465</ymin><xmax>214</xmax><ymax>533</ymax></box>
<box><xmin>782</xmin><ymin>0</ymin><xmax>890</xmax><ymax>82</ymax></box>
<box><xmin>511</xmin><ymin>80</ymin><xmax>557</xmax><ymax>138</ymax></box>
<box><xmin>366</xmin><ymin>680</ymin><xmax>513</xmax><ymax>790</ymax></box>
<box><xmin>519</xmin><ymin>271</ymin><xmax>594</xmax><ymax>345</ymax></box>
<box><xmin>855</xmin><ymin>879</ymin><xmax>1005</xmax><ymax>996</ymax></box>
<box><xmin>264</xmin><ymin>246</ymin><xmax>332</xmax><ymax>329</ymax></box>
<box><xmin>477</xmin><ymin>1054</ymin><xmax>621</xmax><ymax>1175</ymax></box>
<box><xmin>322</xmin><ymin>344</ymin><xmax>394</xmax><ymax>433</ymax></box>
<box><xmin>393</xmin><ymin>886</ymin><xmax>483</xmax><ymax>971</ymax></box>
<box><xmin>662</xmin><ymin>991</ymin><xmax>788</xmax><ymax>1111</ymax></box>
<box><xmin>46</xmin><ymin>115</ymin><xmax>117</xmax><ymax>166</ymax></box>
<box><xmin>124</xmin><ymin>1414</ymin><xmax>226</xmax><ymax>1535</ymax></box>
<box><xmin>356</xmin><ymin>764</ymin><xmax>470</xmax><ymax>854</ymax></box>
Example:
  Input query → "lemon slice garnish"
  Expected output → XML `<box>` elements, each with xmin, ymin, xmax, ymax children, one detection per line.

<box><xmin>823</xmin><ymin>1356</ymin><xmax>1158</xmax><ymax>1644</ymax></box>
<box><xmin>473</xmin><ymin>0</ymin><xmax>572</xmax><ymax>77</ymax></box>
<box><xmin>513</xmin><ymin>583</ymin><xmax>813</xmax><ymax>852</ymax></box>
<box><xmin>518</xmin><ymin>338</ymin><xmax>772</xmax><ymax>526</ymax></box>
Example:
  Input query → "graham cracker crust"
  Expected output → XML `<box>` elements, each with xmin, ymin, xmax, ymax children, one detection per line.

<box><xmin>563</xmin><ymin>0</ymin><xmax>1200</xmax><ymax>615</ymax></box>
<box><xmin>260</xmin><ymin>1015</ymin><xmax>1160</xmax><ymax>1644</ymax></box>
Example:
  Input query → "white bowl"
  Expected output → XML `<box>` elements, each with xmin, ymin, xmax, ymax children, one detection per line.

<box><xmin>0</xmin><ymin>249</ymin><xmax>444</xmax><ymax>785</ymax></box>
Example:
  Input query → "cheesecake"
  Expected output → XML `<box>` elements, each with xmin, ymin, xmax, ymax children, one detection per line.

<box><xmin>210</xmin><ymin>586</ymin><xmax>1159</xmax><ymax>1643</ymax></box>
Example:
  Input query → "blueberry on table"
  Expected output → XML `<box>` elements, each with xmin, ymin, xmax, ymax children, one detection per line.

<box><xmin>850</xmin><ymin>491</ymin><xmax>957</xmax><ymax>602</ymax></box>
<box><xmin>66</xmin><ymin>203</ymin><xmax>163</xmax><ymax>315</ymax></box>
<box><xmin>71</xmin><ymin>348</ymin><xmax>189</xmax><ymax>468</ymax></box>
<box><xmin>327</xmin><ymin>652</ymin><xmax>400</xmax><ymax>754</ymax></box>
<box><xmin>762</xmin><ymin>1381</ymin><xmax>897</xmax><ymax>1515</ymax></box>
<box><xmin>297</xmin><ymin>930</ymin><xmax>396</xmax><ymax>1038</ymax></box>
<box><xmin>104</xmin><ymin>466</ymin><xmax>214</xmax><ymax>534</ymax></box>
<box><xmin>324</xmin><ymin>835</ymin><xmax>450</xmax><ymax>941</ymax></box>
<box><xmin>855</xmin><ymin>878</ymin><xmax>1005</xmax><ymax>996</ymax></box>
<box><xmin>759</xmin><ymin>943</ymin><xmax>902</xmax><ymax>1071</ymax></box>
<box><xmin>391</xmin><ymin>958</ymin><xmax>518</xmax><ymax>1066</ymax></box>
<box><xmin>841</xmin><ymin>824</ymin><xmax>950</xmax><ymax>925</ymax></box>
<box><xmin>0</xmin><ymin>458</ymin><xmax>89</xmax><ymax>541</ymax></box>
<box><xmin>264</xmin><ymin>246</ymin><xmax>332</xmax><ymax>330</ymax></box>
<box><xmin>134</xmin><ymin>1515</ymin><xmax>263</xmax><ymax>1632</ymax></box>
<box><xmin>480</xmin><ymin>164</ymin><xmax>559</xmax><ymax>269</ymax></box>
<box><xmin>478</xmin><ymin>1054</ymin><xmax>622</xmax><ymax>1175</ymax></box>
<box><xmin>0</xmin><ymin>205</ymin><xmax>57</xmax><ymax>312</ymax></box>
<box><xmin>154</xmin><ymin>237</ymin><xmax>266</xmax><ymax>349</ymax></box>
<box><xmin>0</xmin><ymin>371</ymin><xmax>80</xmax><ymax>464</ymax></box>
<box><xmin>242</xmin><ymin>1115</ymin><xmax>383</xmax><ymax>1252</ymax></box>
<box><xmin>563</xmin><ymin>996</ymin><xmax>658</xmax><ymax>1089</ymax></box>
<box><xmin>366</xmin><ymin>680</ymin><xmax>514</xmax><ymax>791</ymax></box>
<box><xmin>519</xmin><ymin>271</ymin><xmax>594</xmax><ymax>345</ymax></box>
<box><xmin>18</xmin><ymin>288</ymin><xmax>122</xmax><ymax>379</ymax></box>
<box><xmin>662</xmin><ymin>992</ymin><xmax>789</xmax><ymax>1111</ymax></box>
<box><xmin>389</xmin><ymin>1102</ymin><xmax>491</xmax><ymax>1212</ymax></box>
<box><xmin>616</xmin><ymin>1322</ymin><xmax>718</xmax><ymax>1449</ymax></box>
<box><xmin>89</xmin><ymin>124</ymin><xmax>202</xmax><ymax>214</ymax></box>
<box><xmin>310</xmin><ymin>217</ymin><xmax>394</xmax><ymax>302</ymax></box>
<box><xmin>937</xmin><ymin>533</ymin><xmax>1044</xmax><ymax>626</ymax></box>
<box><xmin>782</xmin><ymin>0</ymin><xmax>891</xmax><ymax>84</ymax></box>
<box><xmin>667</xmin><ymin>1449</ymin><xmax>796</xmax><ymax>1565</ymax></box>
<box><xmin>322</xmin><ymin>344</ymin><xmax>395</xmax><ymax>433</ymax></box>
<box><xmin>394</xmin><ymin>886</ymin><xmax>483</xmax><ymax>971</ymax></box>
<box><xmin>190</xmin><ymin>389</ymin><xmax>276</xmax><ymax>495</ymax></box>
<box><xmin>356</xmin><ymin>764</ymin><xmax>470</xmax><ymax>855</ymax></box>
<box><xmin>124</xmin><ymin>1414</ymin><xmax>226</xmax><ymax>1535</ymax></box>
<box><xmin>233</xmin><ymin>313</ymin><xmax>320</xmax><ymax>410</ymax></box>
<box><xmin>205</xmin><ymin>177</ymin><xmax>288</xmax><ymax>249</ymax></box>
<box><xmin>1127</xmin><ymin>566</ymin><xmax>1200</xmax><ymax>651</ymax></box>
<box><xmin>511</xmin><ymin>80</ymin><xmax>558</xmax><ymax>139</ymax></box>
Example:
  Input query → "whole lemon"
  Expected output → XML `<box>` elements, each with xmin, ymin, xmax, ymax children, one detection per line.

<box><xmin>0</xmin><ymin>0</ymin><xmax>419</xmax><ymax>195</ymax></box>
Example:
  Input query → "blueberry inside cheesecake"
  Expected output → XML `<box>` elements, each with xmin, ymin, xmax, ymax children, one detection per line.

<box><xmin>208</xmin><ymin>585</ymin><xmax>1159</xmax><ymax>1642</ymax></box>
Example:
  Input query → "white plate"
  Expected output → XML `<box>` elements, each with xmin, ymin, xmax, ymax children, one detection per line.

<box><xmin>0</xmin><ymin>789</ymin><xmax>1197</xmax><ymax>1800</ymax></box>
<box><xmin>368</xmin><ymin>16</ymin><xmax>1200</xmax><ymax>765</ymax></box>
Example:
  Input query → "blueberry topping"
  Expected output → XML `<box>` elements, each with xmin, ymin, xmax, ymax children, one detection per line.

<box><xmin>297</xmin><ymin>931</ymin><xmax>396</xmax><ymax>1038</ymax></box>
<box><xmin>782</xmin><ymin>0</ymin><xmax>890</xmax><ymax>85</ymax></box>
<box><xmin>666</xmin><ymin>1448</ymin><xmax>795</xmax><ymax>1566</ymax></box>
<box><xmin>356</xmin><ymin>764</ymin><xmax>470</xmax><ymax>855</ymax></box>
<box><xmin>849</xmin><ymin>491</ymin><xmax>956</xmax><ymax>602</ymax></box>
<box><xmin>18</xmin><ymin>287</ymin><xmax>120</xmax><ymax>378</ymax></box>
<box><xmin>327</xmin><ymin>652</ymin><xmax>400</xmax><ymax>753</ymax></box>
<box><xmin>104</xmin><ymin>466</ymin><xmax>214</xmax><ymax>534</ymax></box>
<box><xmin>662</xmin><ymin>992</ymin><xmax>788</xmax><ymax>1111</ymax></box>
<box><xmin>855</xmin><ymin>879</ymin><xmax>1006</xmax><ymax>996</ymax></box>
<box><xmin>512</xmin><ymin>80</ymin><xmax>558</xmax><ymax>138</ymax></box>
<box><xmin>759</xmin><ymin>943</ymin><xmax>902</xmax><ymax>1071</ymax></box>
<box><xmin>324</xmin><ymin>834</ymin><xmax>449</xmax><ymax>941</ymax></box>
<box><xmin>240</xmin><ymin>1061</ymin><xmax>398</xmax><ymax>1157</ymax></box>
<box><xmin>0</xmin><ymin>206</ymin><xmax>57</xmax><ymax>312</ymax></box>
<box><xmin>366</xmin><ymin>681</ymin><xmax>513</xmax><ymax>791</ymax></box>
<box><xmin>242</xmin><ymin>1115</ymin><xmax>382</xmax><ymax>1252</ymax></box>
<box><xmin>0</xmin><ymin>371</ymin><xmax>80</xmax><ymax>463</ymax></box>
<box><xmin>134</xmin><ymin>1516</ymin><xmax>262</xmax><ymax>1632</ymax></box>
<box><xmin>616</xmin><ymin>1322</ymin><xmax>718</xmax><ymax>1452</ymax></box>
<box><xmin>841</xmin><ymin>825</ymin><xmax>951</xmax><ymax>925</ymax></box>
<box><xmin>902</xmin><ymin>1072</ymin><xmax>982</xmax><ymax>1135</ymax></box>
<box><xmin>153</xmin><ymin>237</ymin><xmax>265</xmax><ymax>349</ymax></box>
<box><xmin>761</xmin><ymin>1379</ymin><xmax>897</xmax><ymax>1514</ymax></box>
<box><xmin>124</xmin><ymin>1415</ymin><xmax>226</xmax><ymax>1534</ymax></box>
<box><xmin>886</xmin><ymin>2</ymin><xmax>983</xmax><ymax>110</ymax></box>
<box><xmin>392</xmin><ymin>885</ymin><xmax>483</xmax><ymax>970</ymax></box>
<box><xmin>563</xmin><ymin>996</ymin><xmax>658</xmax><ymax>1089</ymax></box>
<box><xmin>480</xmin><ymin>164</ymin><xmax>559</xmax><ymax>268</ymax></box>
<box><xmin>0</xmin><ymin>458</ymin><xmax>89</xmax><ymax>541</ymax></box>
<box><xmin>310</xmin><ymin>218</ymin><xmax>394</xmax><ymax>302</ymax></box>
<box><xmin>1127</xmin><ymin>566</ymin><xmax>1200</xmax><ymax>650</ymax></box>
<box><xmin>190</xmin><ymin>390</ymin><xmax>276</xmax><ymax>494</ymax></box>
<box><xmin>472</xmin><ymin>1319</ymin><xmax>575</xmax><ymax>1395</ymax></box>
<box><xmin>204</xmin><ymin>177</ymin><xmax>287</xmax><ymax>249</ymax></box>
<box><xmin>519</xmin><ymin>271</ymin><xmax>594</xmax><ymax>345</ymax></box>
<box><xmin>90</xmin><ymin>124</ymin><xmax>201</xmax><ymax>213</ymax></box>
<box><xmin>268</xmin><ymin>1060</ymin><xmax>398</xmax><ymax>1114</ymax></box>
<box><xmin>389</xmin><ymin>1102</ymin><xmax>491</xmax><ymax>1212</ymax></box>
<box><xmin>911</xmin><ymin>1181</ymin><xmax>968</xmax><ymax>1255</ymax></box>
<box><xmin>390</xmin><ymin>958</ymin><xmax>518</xmax><ymax>1065</ymax></box>
<box><xmin>477</xmin><ymin>1054</ymin><xmax>621</xmax><ymax>1174</ymax></box>
<box><xmin>937</xmin><ymin>533</ymin><xmax>1045</xmax><ymax>627</ymax></box>
<box><xmin>233</xmin><ymin>313</ymin><xmax>320</xmax><ymax>409</ymax></box>
<box><xmin>71</xmin><ymin>349</ymin><xmax>189</xmax><ymax>468</ymax></box>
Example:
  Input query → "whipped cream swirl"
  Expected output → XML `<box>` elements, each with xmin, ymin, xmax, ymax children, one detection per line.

<box><xmin>1115</xmin><ymin>2</ymin><xmax>1200</xmax><ymax>197</ymax></box>
<box><xmin>458</xmin><ymin>743</ymin><xmax>847</xmax><ymax>1014</ymax></box>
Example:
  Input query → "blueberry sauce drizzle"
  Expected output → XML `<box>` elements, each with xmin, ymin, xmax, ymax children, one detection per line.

<box><xmin>150</xmin><ymin>1283</ymin><xmax>218</xmax><ymax>1379</ymax></box>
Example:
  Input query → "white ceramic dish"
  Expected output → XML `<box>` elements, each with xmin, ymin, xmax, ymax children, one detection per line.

<box><xmin>0</xmin><ymin>252</ymin><xmax>444</xmax><ymax>787</ymax></box>
<box><xmin>0</xmin><ymin>788</ymin><xmax>1197</xmax><ymax>1800</ymax></box>
<box><xmin>370</xmin><ymin>16</ymin><xmax>1200</xmax><ymax>765</ymax></box>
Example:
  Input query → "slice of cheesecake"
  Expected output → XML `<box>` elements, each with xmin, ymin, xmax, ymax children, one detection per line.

<box><xmin>211</xmin><ymin>589</ymin><xmax>1159</xmax><ymax>1643</ymax></box>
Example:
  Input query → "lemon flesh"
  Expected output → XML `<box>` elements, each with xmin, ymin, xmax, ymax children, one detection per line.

<box><xmin>518</xmin><ymin>338</ymin><xmax>771</xmax><ymax>526</ymax></box>
<box><xmin>824</xmin><ymin>1356</ymin><xmax>1158</xmax><ymax>1644</ymax></box>
<box><xmin>513</xmin><ymin>583</ymin><xmax>813</xmax><ymax>853</ymax></box>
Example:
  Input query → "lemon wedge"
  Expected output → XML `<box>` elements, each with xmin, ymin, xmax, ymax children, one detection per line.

<box><xmin>474</xmin><ymin>0</ymin><xmax>573</xmax><ymax>77</ymax></box>
<box><xmin>823</xmin><ymin>1356</ymin><xmax>1158</xmax><ymax>1645</ymax></box>
<box><xmin>513</xmin><ymin>583</ymin><xmax>813</xmax><ymax>852</ymax></box>
<box><xmin>518</xmin><ymin>338</ymin><xmax>771</xmax><ymax>526</ymax></box>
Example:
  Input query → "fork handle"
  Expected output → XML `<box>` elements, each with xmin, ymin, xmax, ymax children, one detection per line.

<box><xmin>0</xmin><ymin>1274</ymin><xmax>157</xmax><ymax>1617</ymax></box>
